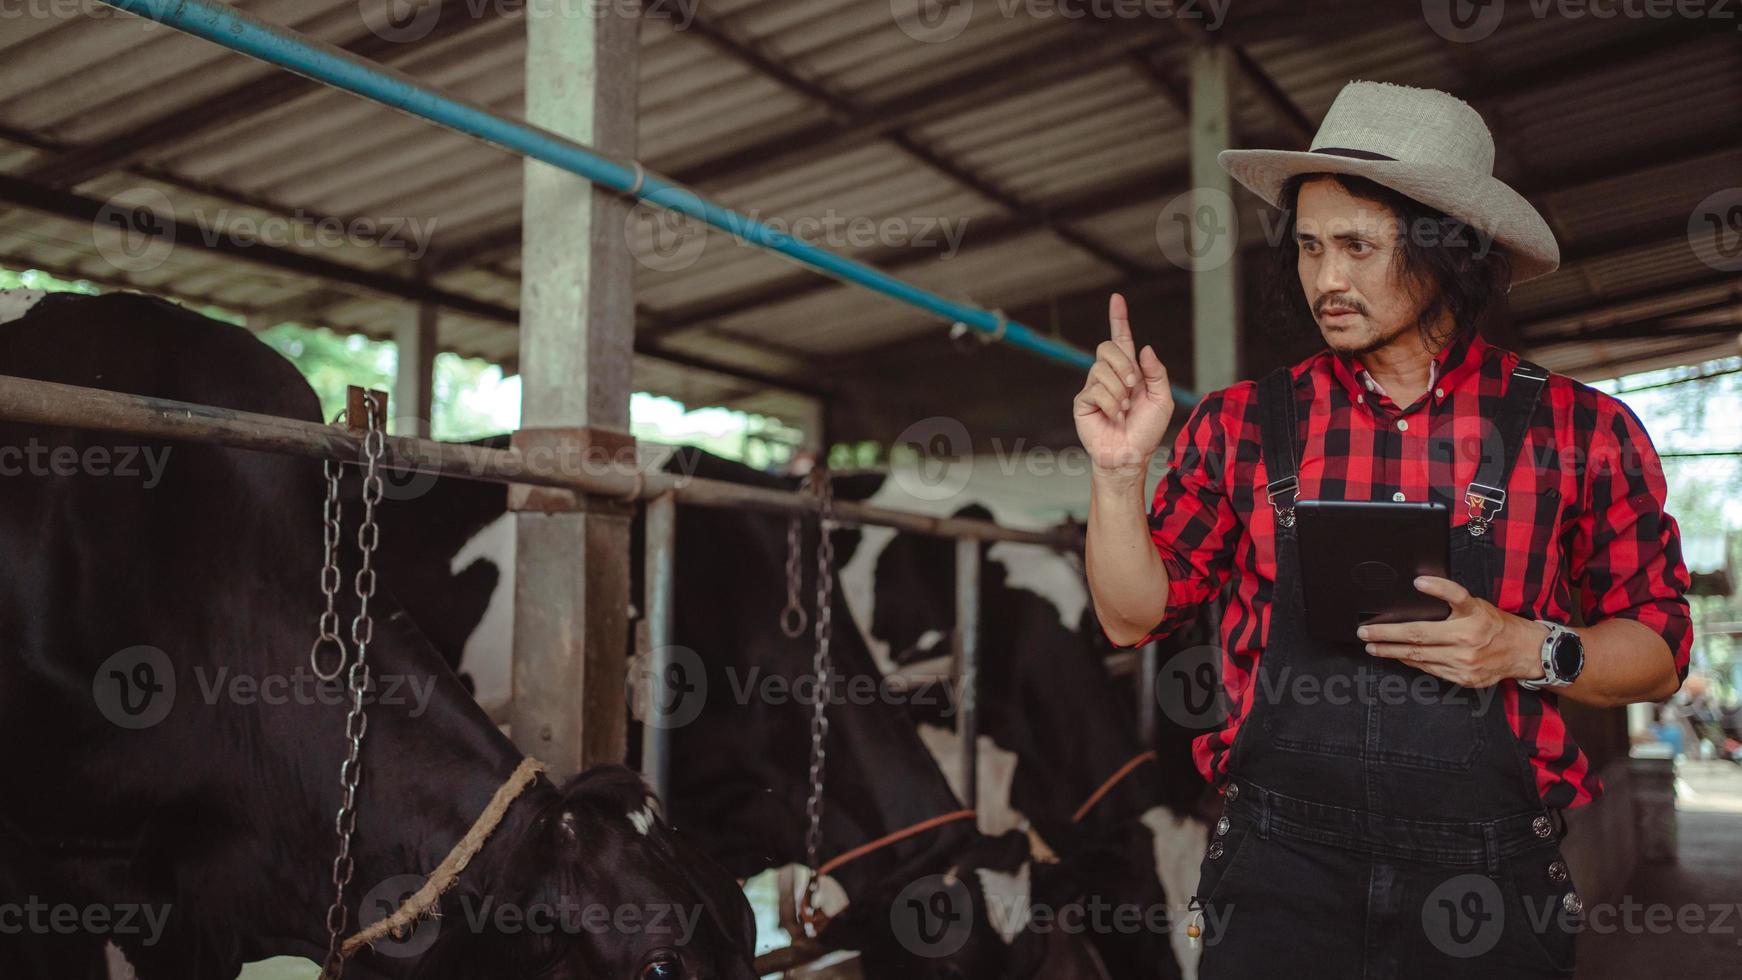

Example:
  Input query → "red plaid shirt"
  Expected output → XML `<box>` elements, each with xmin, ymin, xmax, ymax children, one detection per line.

<box><xmin>1131</xmin><ymin>332</ymin><xmax>1693</xmax><ymax>809</ymax></box>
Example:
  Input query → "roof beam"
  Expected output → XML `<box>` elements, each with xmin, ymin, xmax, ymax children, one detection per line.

<box><xmin>25</xmin><ymin>4</ymin><xmax>508</xmax><ymax>190</ymax></box>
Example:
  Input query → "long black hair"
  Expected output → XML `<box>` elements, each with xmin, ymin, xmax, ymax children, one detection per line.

<box><xmin>1258</xmin><ymin>172</ymin><xmax>1515</xmax><ymax>352</ymax></box>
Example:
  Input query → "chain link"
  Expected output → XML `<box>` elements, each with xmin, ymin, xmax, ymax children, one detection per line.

<box><xmin>319</xmin><ymin>400</ymin><xmax>386</xmax><ymax>980</ymax></box>
<box><xmin>310</xmin><ymin>449</ymin><xmax>349</xmax><ymax>681</ymax></box>
<box><xmin>779</xmin><ymin>491</ymin><xmax>808</xmax><ymax>639</ymax></box>
<box><xmin>796</xmin><ymin>471</ymin><xmax>836</xmax><ymax>933</ymax></box>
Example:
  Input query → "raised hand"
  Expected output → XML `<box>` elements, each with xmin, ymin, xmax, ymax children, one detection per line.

<box><xmin>1073</xmin><ymin>293</ymin><xmax>1176</xmax><ymax>480</ymax></box>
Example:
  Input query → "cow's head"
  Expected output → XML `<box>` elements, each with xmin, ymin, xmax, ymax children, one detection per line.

<box><xmin>404</xmin><ymin>765</ymin><xmax>756</xmax><ymax>980</ymax></box>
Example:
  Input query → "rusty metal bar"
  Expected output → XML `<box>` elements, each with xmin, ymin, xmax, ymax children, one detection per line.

<box><xmin>954</xmin><ymin>537</ymin><xmax>980</xmax><ymax>809</ymax></box>
<box><xmin>640</xmin><ymin>491</ymin><xmax>678</xmax><ymax>802</ymax></box>
<box><xmin>0</xmin><ymin>374</ymin><xmax>1080</xmax><ymax>549</ymax></box>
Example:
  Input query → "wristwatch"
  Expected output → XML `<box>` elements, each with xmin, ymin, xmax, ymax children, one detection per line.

<box><xmin>1520</xmin><ymin>621</ymin><xmax>1584</xmax><ymax>690</ymax></box>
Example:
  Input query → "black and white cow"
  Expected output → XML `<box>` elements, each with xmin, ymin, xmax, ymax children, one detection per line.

<box><xmin>837</xmin><ymin>486</ymin><xmax>1216</xmax><ymax>980</ymax></box>
<box><xmin>0</xmin><ymin>292</ymin><xmax>757</xmax><ymax>980</ymax></box>
<box><xmin>371</xmin><ymin>443</ymin><xmax>1107</xmax><ymax>980</ymax></box>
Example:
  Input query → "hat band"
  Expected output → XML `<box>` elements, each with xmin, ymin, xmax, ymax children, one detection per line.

<box><xmin>1310</xmin><ymin>147</ymin><xmax>1396</xmax><ymax>162</ymax></box>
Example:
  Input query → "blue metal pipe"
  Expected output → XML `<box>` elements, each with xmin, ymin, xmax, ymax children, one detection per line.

<box><xmin>98</xmin><ymin>0</ymin><xmax>1118</xmax><ymax>376</ymax></box>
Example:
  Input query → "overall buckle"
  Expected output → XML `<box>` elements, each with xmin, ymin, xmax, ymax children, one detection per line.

<box><xmin>1465</xmin><ymin>482</ymin><xmax>1506</xmax><ymax>537</ymax></box>
<box><xmin>1267</xmin><ymin>475</ymin><xmax>1298</xmax><ymax>528</ymax></box>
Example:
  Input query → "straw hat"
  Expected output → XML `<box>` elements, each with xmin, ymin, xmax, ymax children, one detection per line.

<box><xmin>1217</xmin><ymin>80</ymin><xmax>1560</xmax><ymax>282</ymax></box>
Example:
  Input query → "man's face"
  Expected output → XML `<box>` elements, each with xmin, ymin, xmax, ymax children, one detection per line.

<box><xmin>1294</xmin><ymin>178</ymin><xmax>1421</xmax><ymax>357</ymax></box>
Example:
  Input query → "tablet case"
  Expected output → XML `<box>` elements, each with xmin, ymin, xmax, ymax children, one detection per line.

<box><xmin>1295</xmin><ymin>499</ymin><xmax>1452</xmax><ymax>644</ymax></box>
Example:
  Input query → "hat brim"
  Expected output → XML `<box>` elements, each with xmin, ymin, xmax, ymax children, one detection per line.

<box><xmin>1217</xmin><ymin>148</ymin><xmax>1560</xmax><ymax>283</ymax></box>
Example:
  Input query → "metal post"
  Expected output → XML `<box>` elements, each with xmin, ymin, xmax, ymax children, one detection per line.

<box><xmin>954</xmin><ymin>537</ymin><xmax>980</xmax><ymax>808</ymax></box>
<box><xmin>392</xmin><ymin>300</ymin><xmax>437</xmax><ymax>438</ymax></box>
<box><xmin>1190</xmin><ymin>43</ymin><xmax>1241</xmax><ymax>392</ymax></box>
<box><xmin>508</xmin><ymin>2</ymin><xmax>640</xmax><ymax>779</ymax></box>
<box><xmin>640</xmin><ymin>492</ymin><xmax>677</xmax><ymax>802</ymax></box>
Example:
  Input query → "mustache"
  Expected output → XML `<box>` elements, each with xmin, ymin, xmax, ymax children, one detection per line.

<box><xmin>1315</xmin><ymin>295</ymin><xmax>1367</xmax><ymax>316</ymax></box>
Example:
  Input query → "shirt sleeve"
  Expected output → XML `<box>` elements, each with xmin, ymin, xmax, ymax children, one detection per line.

<box><xmin>1568</xmin><ymin>394</ymin><xmax>1694</xmax><ymax>681</ymax></box>
<box><xmin>1102</xmin><ymin>389</ymin><xmax>1241</xmax><ymax>649</ymax></box>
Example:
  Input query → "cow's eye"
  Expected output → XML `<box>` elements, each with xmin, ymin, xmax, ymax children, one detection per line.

<box><xmin>640</xmin><ymin>949</ymin><xmax>684</xmax><ymax>980</ymax></box>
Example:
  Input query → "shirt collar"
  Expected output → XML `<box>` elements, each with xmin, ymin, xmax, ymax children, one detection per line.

<box><xmin>1330</xmin><ymin>332</ymin><xmax>1490</xmax><ymax>407</ymax></box>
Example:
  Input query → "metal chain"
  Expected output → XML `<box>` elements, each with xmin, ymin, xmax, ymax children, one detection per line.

<box><xmin>319</xmin><ymin>400</ymin><xmax>386</xmax><ymax>980</ymax></box>
<box><xmin>798</xmin><ymin>471</ymin><xmax>836</xmax><ymax>933</ymax></box>
<box><xmin>310</xmin><ymin>454</ymin><xmax>348</xmax><ymax>682</ymax></box>
<box><xmin>779</xmin><ymin>488</ymin><xmax>808</xmax><ymax>639</ymax></box>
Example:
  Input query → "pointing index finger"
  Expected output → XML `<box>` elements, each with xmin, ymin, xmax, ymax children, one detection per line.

<box><xmin>1108</xmin><ymin>293</ymin><xmax>1136</xmax><ymax>359</ymax></box>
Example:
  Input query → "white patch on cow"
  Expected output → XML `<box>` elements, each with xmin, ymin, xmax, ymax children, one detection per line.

<box><xmin>917</xmin><ymin>724</ymin><xmax>1025</xmax><ymax>837</ymax></box>
<box><xmin>1141</xmin><ymin>806</ymin><xmax>1211</xmax><ymax>980</ymax></box>
<box><xmin>785</xmin><ymin>864</ymin><xmax>851</xmax><ymax>920</ymax></box>
<box><xmin>0</xmin><ymin>289</ymin><xmax>46</xmax><ymax>326</ymax></box>
<box><xmin>452</xmin><ymin>511</ymin><xmax>515</xmax><ymax>718</ymax></box>
<box><xmin>972</xmin><ymin>861</ymin><xmax>1032</xmax><ymax>945</ymax></box>
<box><xmin>628</xmin><ymin>802</ymin><xmax>657</xmax><ymax>837</ymax></box>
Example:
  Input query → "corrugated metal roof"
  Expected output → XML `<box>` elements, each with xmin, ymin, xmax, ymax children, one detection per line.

<box><xmin>0</xmin><ymin>0</ymin><xmax>1736</xmax><ymax>427</ymax></box>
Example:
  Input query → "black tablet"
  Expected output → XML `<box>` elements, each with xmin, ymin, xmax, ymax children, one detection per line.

<box><xmin>1295</xmin><ymin>499</ymin><xmax>1452</xmax><ymax>644</ymax></box>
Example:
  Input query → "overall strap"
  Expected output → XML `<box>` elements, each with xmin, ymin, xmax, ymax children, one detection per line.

<box><xmin>1464</xmin><ymin>358</ymin><xmax>1550</xmax><ymax>537</ymax></box>
<box><xmin>1256</xmin><ymin>367</ymin><xmax>1300</xmax><ymax>529</ymax></box>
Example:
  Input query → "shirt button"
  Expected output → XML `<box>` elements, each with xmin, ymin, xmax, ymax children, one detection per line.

<box><xmin>1355</xmin><ymin>394</ymin><xmax>1365</xmax><ymax>404</ymax></box>
<box><xmin>1396</xmin><ymin>419</ymin><xmax>1409</xmax><ymax>432</ymax></box>
<box><xmin>1392</xmin><ymin>491</ymin><xmax>1406</xmax><ymax>502</ymax></box>
<box><xmin>1435</xmin><ymin>387</ymin><xmax>1445</xmax><ymax>400</ymax></box>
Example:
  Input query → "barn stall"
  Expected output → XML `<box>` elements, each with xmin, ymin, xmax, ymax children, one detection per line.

<box><xmin>0</xmin><ymin>1</ymin><xmax>1738</xmax><ymax>978</ymax></box>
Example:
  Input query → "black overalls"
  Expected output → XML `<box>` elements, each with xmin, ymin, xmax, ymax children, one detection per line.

<box><xmin>1192</xmin><ymin>361</ymin><xmax>1583</xmax><ymax>978</ymax></box>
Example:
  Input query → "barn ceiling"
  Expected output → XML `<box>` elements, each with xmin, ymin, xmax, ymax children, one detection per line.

<box><xmin>0</xmin><ymin>0</ymin><xmax>1737</xmax><ymax>449</ymax></box>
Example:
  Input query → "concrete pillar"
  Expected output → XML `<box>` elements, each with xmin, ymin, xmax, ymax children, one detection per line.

<box><xmin>393</xmin><ymin>301</ymin><xmax>438</xmax><ymax>437</ymax></box>
<box><xmin>509</xmin><ymin>4</ymin><xmax>641</xmax><ymax>779</ymax></box>
<box><xmin>1189</xmin><ymin>43</ymin><xmax>1242</xmax><ymax>391</ymax></box>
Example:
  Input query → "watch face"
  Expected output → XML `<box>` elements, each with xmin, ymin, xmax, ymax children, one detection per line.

<box><xmin>1551</xmin><ymin>631</ymin><xmax>1583</xmax><ymax>679</ymax></box>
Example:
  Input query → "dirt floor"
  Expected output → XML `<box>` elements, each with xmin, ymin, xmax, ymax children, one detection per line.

<box><xmin>1578</xmin><ymin>759</ymin><xmax>1742</xmax><ymax>978</ymax></box>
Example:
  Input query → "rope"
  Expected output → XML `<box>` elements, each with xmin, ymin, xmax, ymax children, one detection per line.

<box><xmin>1070</xmin><ymin>750</ymin><xmax>1157</xmax><ymax>824</ymax></box>
<box><xmin>814</xmin><ymin>809</ymin><xmax>977</xmax><ymax>879</ymax></box>
<box><xmin>339</xmin><ymin>756</ymin><xmax>546</xmax><ymax>957</ymax></box>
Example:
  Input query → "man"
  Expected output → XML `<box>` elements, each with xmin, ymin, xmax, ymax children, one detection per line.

<box><xmin>1075</xmin><ymin>81</ymin><xmax>1691</xmax><ymax>977</ymax></box>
